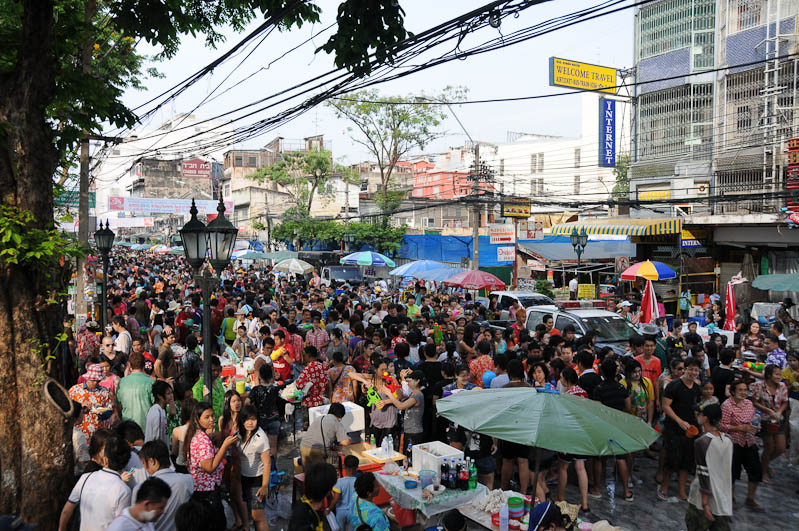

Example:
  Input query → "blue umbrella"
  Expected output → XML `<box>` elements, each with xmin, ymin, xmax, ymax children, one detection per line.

<box><xmin>389</xmin><ymin>260</ymin><xmax>445</xmax><ymax>277</ymax></box>
<box><xmin>416</xmin><ymin>266</ymin><xmax>466</xmax><ymax>282</ymax></box>
<box><xmin>340</xmin><ymin>251</ymin><xmax>396</xmax><ymax>267</ymax></box>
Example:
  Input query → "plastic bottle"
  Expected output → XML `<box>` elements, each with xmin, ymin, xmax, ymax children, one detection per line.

<box><xmin>459</xmin><ymin>458</ymin><xmax>469</xmax><ymax>490</ymax></box>
<box><xmin>440</xmin><ymin>459</ymin><xmax>449</xmax><ymax>488</ymax></box>
<box><xmin>752</xmin><ymin>410</ymin><xmax>761</xmax><ymax>430</ymax></box>
<box><xmin>370</xmin><ymin>433</ymin><xmax>376</xmax><ymax>447</ymax></box>
<box><xmin>499</xmin><ymin>503</ymin><xmax>509</xmax><ymax>531</ymax></box>
<box><xmin>407</xmin><ymin>444</ymin><xmax>413</xmax><ymax>468</ymax></box>
<box><xmin>469</xmin><ymin>458</ymin><xmax>477</xmax><ymax>490</ymax></box>
<box><xmin>448</xmin><ymin>459</ymin><xmax>456</xmax><ymax>488</ymax></box>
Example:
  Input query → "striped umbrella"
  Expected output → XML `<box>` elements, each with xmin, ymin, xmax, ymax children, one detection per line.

<box><xmin>640</xmin><ymin>279</ymin><xmax>659</xmax><ymax>324</ymax></box>
<box><xmin>340</xmin><ymin>251</ymin><xmax>395</xmax><ymax>267</ymax></box>
<box><xmin>620</xmin><ymin>260</ymin><xmax>676</xmax><ymax>281</ymax></box>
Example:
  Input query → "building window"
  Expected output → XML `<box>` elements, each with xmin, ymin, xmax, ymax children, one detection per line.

<box><xmin>537</xmin><ymin>153</ymin><xmax>544</xmax><ymax>173</ymax></box>
<box><xmin>637</xmin><ymin>0</ymin><xmax>715</xmax><ymax>60</ymax></box>
<box><xmin>736</xmin><ymin>0</ymin><xmax>762</xmax><ymax>30</ymax></box>
<box><xmin>530</xmin><ymin>153</ymin><xmax>537</xmax><ymax>174</ymax></box>
<box><xmin>248</xmin><ymin>156</ymin><xmax>257</xmax><ymax>167</ymax></box>
<box><xmin>538</xmin><ymin>178</ymin><xmax>544</xmax><ymax>193</ymax></box>
<box><xmin>574</xmin><ymin>148</ymin><xmax>581</xmax><ymax>168</ymax></box>
<box><xmin>574</xmin><ymin>175</ymin><xmax>581</xmax><ymax>195</ymax></box>
<box><xmin>234</xmin><ymin>155</ymin><xmax>243</xmax><ymax>166</ymax></box>
<box><xmin>499</xmin><ymin>159</ymin><xmax>505</xmax><ymax>175</ymax></box>
<box><xmin>433</xmin><ymin>186</ymin><xmax>440</xmax><ymax>195</ymax></box>
<box><xmin>736</xmin><ymin>106</ymin><xmax>752</xmax><ymax>130</ymax></box>
<box><xmin>223</xmin><ymin>184</ymin><xmax>231</xmax><ymax>197</ymax></box>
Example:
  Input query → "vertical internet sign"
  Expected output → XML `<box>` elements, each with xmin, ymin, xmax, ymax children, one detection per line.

<box><xmin>598</xmin><ymin>97</ymin><xmax>615</xmax><ymax>167</ymax></box>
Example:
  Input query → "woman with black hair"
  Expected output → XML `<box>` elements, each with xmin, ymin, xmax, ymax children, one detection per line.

<box><xmin>349</xmin><ymin>472</ymin><xmax>390</xmax><ymax>531</ymax></box>
<box><xmin>385</xmin><ymin>370</ymin><xmax>427</xmax><ymax>454</ymax></box>
<box><xmin>238</xmin><ymin>405</ymin><xmax>271</xmax><ymax>531</ymax></box>
<box><xmin>219</xmin><ymin>390</ymin><xmax>247</xmax><ymax>530</ymax></box>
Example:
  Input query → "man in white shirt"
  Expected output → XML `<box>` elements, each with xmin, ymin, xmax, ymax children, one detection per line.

<box><xmin>569</xmin><ymin>276</ymin><xmax>579</xmax><ymax>300</ymax></box>
<box><xmin>112</xmin><ymin>315</ymin><xmax>132</xmax><ymax>356</ymax></box>
<box><xmin>59</xmin><ymin>436</ymin><xmax>133</xmax><ymax>531</ymax></box>
<box><xmin>132</xmin><ymin>441</ymin><xmax>194</xmax><ymax>531</ymax></box>
<box><xmin>145</xmin><ymin>381</ymin><xmax>171</xmax><ymax>445</ymax></box>
<box><xmin>107</xmin><ymin>477</ymin><xmax>171</xmax><ymax>531</ymax></box>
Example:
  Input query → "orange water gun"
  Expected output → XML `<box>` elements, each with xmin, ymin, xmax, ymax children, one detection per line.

<box><xmin>382</xmin><ymin>372</ymin><xmax>401</xmax><ymax>397</ymax></box>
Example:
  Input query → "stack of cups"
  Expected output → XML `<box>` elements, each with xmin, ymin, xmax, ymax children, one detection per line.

<box><xmin>508</xmin><ymin>497</ymin><xmax>524</xmax><ymax>519</ymax></box>
<box><xmin>523</xmin><ymin>495</ymin><xmax>532</xmax><ymax>515</ymax></box>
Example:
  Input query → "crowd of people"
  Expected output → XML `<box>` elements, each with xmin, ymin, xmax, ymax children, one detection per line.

<box><xmin>56</xmin><ymin>249</ymin><xmax>798</xmax><ymax>530</ymax></box>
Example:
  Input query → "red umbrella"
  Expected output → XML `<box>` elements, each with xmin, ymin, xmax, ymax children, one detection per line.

<box><xmin>723</xmin><ymin>282</ymin><xmax>736</xmax><ymax>331</ymax></box>
<box><xmin>640</xmin><ymin>279</ymin><xmax>659</xmax><ymax>324</ymax></box>
<box><xmin>444</xmin><ymin>269</ymin><xmax>507</xmax><ymax>291</ymax></box>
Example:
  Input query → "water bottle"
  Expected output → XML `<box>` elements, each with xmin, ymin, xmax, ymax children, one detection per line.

<box><xmin>499</xmin><ymin>503</ymin><xmax>509</xmax><ymax>531</ymax></box>
<box><xmin>369</xmin><ymin>433</ymin><xmax>376</xmax><ymax>447</ymax></box>
<box><xmin>381</xmin><ymin>437</ymin><xmax>389</xmax><ymax>459</ymax></box>
<box><xmin>407</xmin><ymin>444</ymin><xmax>413</xmax><ymax>468</ymax></box>
<box><xmin>469</xmin><ymin>458</ymin><xmax>477</xmax><ymax>490</ymax></box>
<box><xmin>387</xmin><ymin>434</ymin><xmax>394</xmax><ymax>454</ymax></box>
<box><xmin>752</xmin><ymin>411</ymin><xmax>761</xmax><ymax>430</ymax></box>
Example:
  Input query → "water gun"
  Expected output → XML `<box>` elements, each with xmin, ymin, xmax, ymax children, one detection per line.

<box><xmin>743</xmin><ymin>362</ymin><xmax>765</xmax><ymax>373</ymax></box>
<box><xmin>432</xmin><ymin>323</ymin><xmax>444</xmax><ymax>345</ymax></box>
<box><xmin>382</xmin><ymin>372</ymin><xmax>401</xmax><ymax>397</ymax></box>
<box><xmin>366</xmin><ymin>386</ymin><xmax>381</xmax><ymax>408</ymax></box>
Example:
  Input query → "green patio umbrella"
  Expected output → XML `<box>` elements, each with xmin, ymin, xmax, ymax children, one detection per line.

<box><xmin>236</xmin><ymin>251</ymin><xmax>269</xmax><ymax>260</ymax></box>
<box><xmin>168</xmin><ymin>246</ymin><xmax>184</xmax><ymax>255</ymax></box>
<box><xmin>264</xmin><ymin>250</ymin><xmax>298</xmax><ymax>261</ymax></box>
<box><xmin>436</xmin><ymin>387</ymin><xmax>659</xmax><ymax>491</ymax></box>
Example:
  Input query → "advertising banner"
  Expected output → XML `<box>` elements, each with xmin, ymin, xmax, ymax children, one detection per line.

<box><xmin>502</xmin><ymin>199</ymin><xmax>531</xmax><ymax>218</ymax></box>
<box><xmin>598</xmin><ymin>97</ymin><xmax>616</xmax><ymax>167</ymax></box>
<box><xmin>108</xmin><ymin>197</ymin><xmax>232</xmax><ymax>214</ymax></box>
<box><xmin>181</xmin><ymin>158</ymin><xmax>211</xmax><ymax>179</ymax></box>
<box><xmin>489</xmin><ymin>224</ymin><xmax>516</xmax><ymax>244</ymax></box>
<box><xmin>497</xmin><ymin>246</ymin><xmax>515</xmax><ymax>262</ymax></box>
<box><xmin>549</xmin><ymin>57</ymin><xmax>617</xmax><ymax>94</ymax></box>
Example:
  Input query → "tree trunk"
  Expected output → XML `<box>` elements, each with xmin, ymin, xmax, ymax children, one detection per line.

<box><xmin>0</xmin><ymin>2</ymin><xmax>74</xmax><ymax>528</ymax></box>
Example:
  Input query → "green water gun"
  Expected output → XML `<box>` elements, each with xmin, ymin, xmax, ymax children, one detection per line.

<box><xmin>366</xmin><ymin>387</ymin><xmax>381</xmax><ymax>408</ymax></box>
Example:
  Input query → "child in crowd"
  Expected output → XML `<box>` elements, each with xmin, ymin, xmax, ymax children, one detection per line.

<box><xmin>331</xmin><ymin>455</ymin><xmax>360</xmax><ymax>531</ymax></box>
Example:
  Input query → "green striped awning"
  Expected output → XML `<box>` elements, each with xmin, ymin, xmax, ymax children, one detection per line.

<box><xmin>551</xmin><ymin>218</ymin><xmax>682</xmax><ymax>237</ymax></box>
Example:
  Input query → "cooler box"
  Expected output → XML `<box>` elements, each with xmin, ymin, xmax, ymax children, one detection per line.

<box><xmin>411</xmin><ymin>441</ymin><xmax>463</xmax><ymax>477</ymax></box>
<box><xmin>308</xmin><ymin>401</ymin><xmax>365</xmax><ymax>433</ymax></box>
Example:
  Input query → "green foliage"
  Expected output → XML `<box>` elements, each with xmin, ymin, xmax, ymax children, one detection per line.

<box><xmin>535</xmin><ymin>278</ymin><xmax>556</xmax><ymax>300</ymax></box>
<box><xmin>318</xmin><ymin>0</ymin><xmax>411</xmax><ymax>76</ymax></box>
<box><xmin>328</xmin><ymin>87</ymin><xmax>467</xmax><ymax>213</ymax></box>
<box><xmin>0</xmin><ymin>205</ymin><xmax>84</xmax><ymax>278</ymax></box>
<box><xmin>611</xmin><ymin>152</ymin><xmax>631</xmax><ymax>200</ymax></box>
<box><xmin>273</xmin><ymin>214</ymin><xmax>343</xmax><ymax>249</ymax></box>
<box><xmin>347</xmin><ymin>221</ymin><xmax>405</xmax><ymax>254</ymax></box>
<box><xmin>249</xmin><ymin>149</ymin><xmax>336</xmax><ymax>214</ymax></box>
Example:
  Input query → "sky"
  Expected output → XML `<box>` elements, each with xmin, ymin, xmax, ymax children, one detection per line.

<box><xmin>116</xmin><ymin>0</ymin><xmax>635</xmax><ymax>165</ymax></box>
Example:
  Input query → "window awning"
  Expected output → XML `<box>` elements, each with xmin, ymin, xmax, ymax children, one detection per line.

<box><xmin>551</xmin><ymin>217</ymin><xmax>682</xmax><ymax>236</ymax></box>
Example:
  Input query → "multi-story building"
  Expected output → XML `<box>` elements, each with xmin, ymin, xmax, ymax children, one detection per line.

<box><xmin>631</xmin><ymin>0</ymin><xmax>799</xmax><ymax>217</ymax></box>
<box><xmin>221</xmin><ymin>136</ymin><xmax>329</xmax><ymax>234</ymax></box>
<box><xmin>127</xmin><ymin>157</ymin><xmax>214</xmax><ymax>200</ymax></box>
<box><xmin>480</xmin><ymin>92</ymin><xmax>627</xmax><ymax>215</ymax></box>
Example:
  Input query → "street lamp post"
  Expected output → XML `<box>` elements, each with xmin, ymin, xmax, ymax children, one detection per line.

<box><xmin>180</xmin><ymin>198</ymin><xmax>237</xmax><ymax>403</ymax></box>
<box><xmin>570</xmin><ymin>227</ymin><xmax>589</xmax><ymax>297</ymax></box>
<box><xmin>94</xmin><ymin>220</ymin><xmax>115</xmax><ymax>329</ymax></box>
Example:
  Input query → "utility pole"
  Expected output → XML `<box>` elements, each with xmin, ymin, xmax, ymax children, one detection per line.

<box><xmin>75</xmin><ymin>0</ymin><xmax>96</xmax><ymax>324</ymax></box>
<box><xmin>471</xmin><ymin>143</ymin><xmax>480</xmax><ymax>270</ymax></box>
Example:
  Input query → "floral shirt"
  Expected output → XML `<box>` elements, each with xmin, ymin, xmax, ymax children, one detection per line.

<box><xmin>296</xmin><ymin>360</ymin><xmax>328</xmax><ymax>407</ymax></box>
<box><xmin>565</xmin><ymin>384</ymin><xmax>588</xmax><ymax>398</ymax></box>
<box><xmin>328</xmin><ymin>365</ymin><xmax>355</xmax><ymax>403</ymax></box>
<box><xmin>721</xmin><ymin>398</ymin><xmax>757</xmax><ymax>447</ymax></box>
<box><xmin>741</xmin><ymin>333</ymin><xmax>765</xmax><ymax>353</ymax></box>
<box><xmin>469</xmin><ymin>355</ymin><xmax>495</xmax><ymax>388</ymax></box>
<box><xmin>189</xmin><ymin>430</ymin><xmax>223</xmax><ymax>492</ymax></box>
<box><xmin>76</xmin><ymin>329</ymin><xmax>100</xmax><ymax>361</ymax></box>
<box><xmin>750</xmin><ymin>380</ymin><xmax>789</xmax><ymax>415</ymax></box>
<box><xmin>68</xmin><ymin>383</ymin><xmax>113</xmax><ymax>438</ymax></box>
<box><xmin>765</xmin><ymin>348</ymin><xmax>788</xmax><ymax>369</ymax></box>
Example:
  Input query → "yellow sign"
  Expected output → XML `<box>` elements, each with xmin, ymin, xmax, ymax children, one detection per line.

<box><xmin>549</xmin><ymin>57</ymin><xmax>617</xmax><ymax>94</ymax></box>
<box><xmin>502</xmin><ymin>200</ymin><xmax>531</xmax><ymax>218</ymax></box>
<box><xmin>639</xmin><ymin>190</ymin><xmax>671</xmax><ymax>201</ymax></box>
<box><xmin>577</xmin><ymin>284</ymin><xmax>596</xmax><ymax>299</ymax></box>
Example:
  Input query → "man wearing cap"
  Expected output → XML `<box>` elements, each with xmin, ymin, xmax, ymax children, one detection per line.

<box><xmin>69</xmin><ymin>364</ymin><xmax>114</xmax><ymax>438</ymax></box>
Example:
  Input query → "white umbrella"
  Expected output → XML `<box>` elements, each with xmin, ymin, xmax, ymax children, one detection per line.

<box><xmin>273</xmin><ymin>258</ymin><xmax>314</xmax><ymax>275</ymax></box>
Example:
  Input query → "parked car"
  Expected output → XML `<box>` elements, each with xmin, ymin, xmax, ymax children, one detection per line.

<box><xmin>483</xmin><ymin>290</ymin><xmax>555</xmax><ymax>320</ymax></box>
<box><xmin>320</xmin><ymin>265</ymin><xmax>362</xmax><ymax>287</ymax></box>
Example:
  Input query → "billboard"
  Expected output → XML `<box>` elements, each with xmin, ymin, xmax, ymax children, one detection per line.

<box><xmin>549</xmin><ymin>57</ymin><xmax>617</xmax><ymax>94</ymax></box>
<box><xmin>182</xmin><ymin>158</ymin><xmax>211</xmax><ymax>179</ymax></box>
<box><xmin>598</xmin><ymin>97</ymin><xmax>616</xmax><ymax>167</ymax></box>
<box><xmin>497</xmin><ymin>246</ymin><xmax>515</xmax><ymax>262</ymax></box>
<box><xmin>109</xmin><ymin>197</ymin><xmax>233</xmax><ymax>215</ymax></box>
<box><xmin>489</xmin><ymin>224</ymin><xmax>516</xmax><ymax>244</ymax></box>
<box><xmin>502</xmin><ymin>199</ymin><xmax>531</xmax><ymax>218</ymax></box>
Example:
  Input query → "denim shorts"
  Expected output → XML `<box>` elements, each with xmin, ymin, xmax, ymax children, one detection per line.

<box><xmin>241</xmin><ymin>479</ymin><xmax>265</xmax><ymax>511</ymax></box>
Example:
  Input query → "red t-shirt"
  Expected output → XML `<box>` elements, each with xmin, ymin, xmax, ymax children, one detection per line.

<box><xmin>634</xmin><ymin>355</ymin><xmax>662</xmax><ymax>385</ymax></box>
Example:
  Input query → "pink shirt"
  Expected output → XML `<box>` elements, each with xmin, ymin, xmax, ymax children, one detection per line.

<box><xmin>189</xmin><ymin>431</ymin><xmax>223</xmax><ymax>491</ymax></box>
<box><xmin>720</xmin><ymin>398</ymin><xmax>756</xmax><ymax>447</ymax></box>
